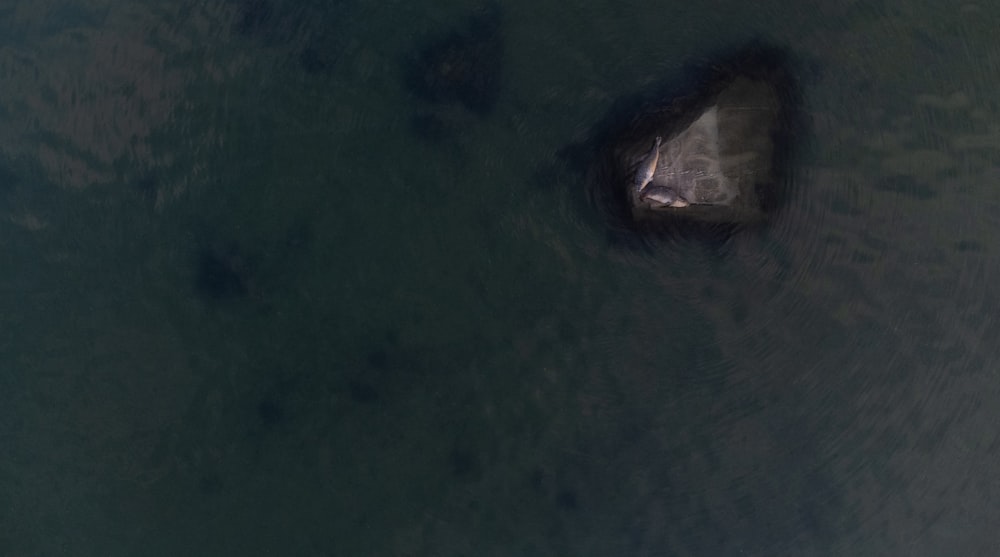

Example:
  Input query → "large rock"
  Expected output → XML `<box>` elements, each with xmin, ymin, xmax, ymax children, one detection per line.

<box><xmin>581</xmin><ymin>43</ymin><xmax>802</xmax><ymax>240</ymax></box>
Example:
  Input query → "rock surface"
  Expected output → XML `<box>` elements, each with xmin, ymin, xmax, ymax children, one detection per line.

<box><xmin>581</xmin><ymin>43</ymin><xmax>802</xmax><ymax>240</ymax></box>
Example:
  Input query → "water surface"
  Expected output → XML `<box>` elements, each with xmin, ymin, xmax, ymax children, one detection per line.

<box><xmin>2</xmin><ymin>1</ymin><xmax>999</xmax><ymax>555</ymax></box>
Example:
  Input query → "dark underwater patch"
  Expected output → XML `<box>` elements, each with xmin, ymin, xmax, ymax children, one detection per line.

<box><xmin>195</xmin><ymin>245</ymin><xmax>253</xmax><ymax>301</ymax></box>
<box><xmin>0</xmin><ymin>158</ymin><xmax>19</xmax><ymax>194</ymax></box>
<box><xmin>281</xmin><ymin>218</ymin><xmax>314</xmax><ymax>252</ymax></box>
<box><xmin>953</xmin><ymin>239</ymin><xmax>983</xmax><ymax>253</ymax></box>
<box><xmin>233</xmin><ymin>0</ymin><xmax>274</xmax><ymax>37</ymax></box>
<box><xmin>134</xmin><ymin>173</ymin><xmax>157</xmax><ymax>197</ymax></box>
<box><xmin>449</xmin><ymin>446</ymin><xmax>481</xmax><ymax>480</ymax></box>
<box><xmin>873</xmin><ymin>174</ymin><xmax>937</xmax><ymax>200</ymax></box>
<box><xmin>227</xmin><ymin>0</ymin><xmax>352</xmax><ymax>78</ymax></box>
<box><xmin>129</xmin><ymin>169</ymin><xmax>165</xmax><ymax>211</ymax></box>
<box><xmin>410</xmin><ymin>111</ymin><xmax>452</xmax><ymax>143</ymax></box>
<box><xmin>198</xmin><ymin>471</ymin><xmax>224</xmax><ymax>495</ymax></box>
<box><xmin>366</xmin><ymin>346</ymin><xmax>389</xmax><ymax>369</ymax></box>
<box><xmin>555</xmin><ymin>488</ymin><xmax>579</xmax><ymax>510</ymax></box>
<box><xmin>297</xmin><ymin>30</ymin><xmax>351</xmax><ymax>76</ymax></box>
<box><xmin>347</xmin><ymin>379</ymin><xmax>379</xmax><ymax>403</ymax></box>
<box><xmin>256</xmin><ymin>398</ymin><xmax>284</xmax><ymax>426</ymax></box>
<box><xmin>343</xmin><ymin>329</ymin><xmax>408</xmax><ymax>404</ymax></box>
<box><xmin>189</xmin><ymin>214</ymin><xmax>314</xmax><ymax>306</ymax></box>
<box><xmin>298</xmin><ymin>45</ymin><xmax>330</xmax><ymax>74</ymax></box>
<box><xmin>404</xmin><ymin>5</ymin><xmax>504</xmax><ymax>116</ymax></box>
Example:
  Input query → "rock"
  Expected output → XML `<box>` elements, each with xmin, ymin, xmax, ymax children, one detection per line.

<box><xmin>581</xmin><ymin>43</ymin><xmax>803</xmax><ymax>240</ymax></box>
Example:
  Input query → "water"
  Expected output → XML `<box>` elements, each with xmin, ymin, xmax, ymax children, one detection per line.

<box><xmin>2</xmin><ymin>1</ymin><xmax>999</xmax><ymax>555</ymax></box>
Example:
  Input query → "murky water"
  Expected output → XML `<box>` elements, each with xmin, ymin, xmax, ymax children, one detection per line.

<box><xmin>2</xmin><ymin>1</ymin><xmax>999</xmax><ymax>555</ymax></box>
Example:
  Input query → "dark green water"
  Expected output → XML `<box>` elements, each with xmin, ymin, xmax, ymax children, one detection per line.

<box><xmin>2</xmin><ymin>1</ymin><xmax>999</xmax><ymax>555</ymax></box>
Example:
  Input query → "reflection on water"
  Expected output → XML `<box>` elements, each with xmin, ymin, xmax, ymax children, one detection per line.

<box><xmin>1</xmin><ymin>1</ymin><xmax>999</xmax><ymax>556</ymax></box>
